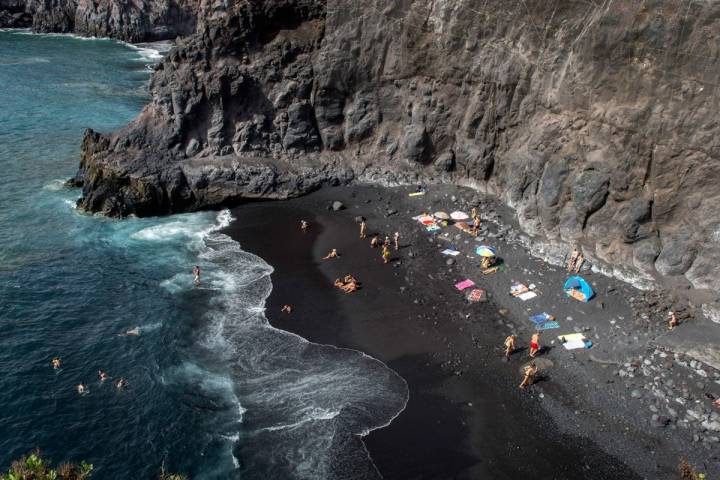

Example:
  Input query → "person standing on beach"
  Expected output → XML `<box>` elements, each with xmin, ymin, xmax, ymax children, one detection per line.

<box><xmin>668</xmin><ymin>311</ymin><xmax>679</xmax><ymax>330</ymax></box>
<box><xmin>393</xmin><ymin>232</ymin><xmax>400</xmax><ymax>250</ymax></box>
<box><xmin>383</xmin><ymin>236</ymin><xmax>390</xmax><ymax>248</ymax></box>
<box><xmin>529</xmin><ymin>332</ymin><xmax>541</xmax><ymax>358</ymax></box>
<box><xmin>193</xmin><ymin>265</ymin><xmax>201</xmax><ymax>285</ymax></box>
<box><xmin>504</xmin><ymin>335</ymin><xmax>516</xmax><ymax>358</ymax></box>
<box><xmin>519</xmin><ymin>363</ymin><xmax>538</xmax><ymax>389</ymax></box>
<box><xmin>471</xmin><ymin>207</ymin><xmax>477</xmax><ymax>219</ymax></box>
<box><xmin>370</xmin><ymin>234</ymin><xmax>380</xmax><ymax>248</ymax></box>
<box><xmin>382</xmin><ymin>245</ymin><xmax>391</xmax><ymax>264</ymax></box>
<box><xmin>567</xmin><ymin>248</ymin><xmax>579</xmax><ymax>272</ymax></box>
<box><xmin>360</xmin><ymin>220</ymin><xmax>367</xmax><ymax>239</ymax></box>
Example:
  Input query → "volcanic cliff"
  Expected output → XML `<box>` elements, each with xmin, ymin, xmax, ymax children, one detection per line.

<box><xmin>7</xmin><ymin>0</ymin><xmax>720</xmax><ymax>306</ymax></box>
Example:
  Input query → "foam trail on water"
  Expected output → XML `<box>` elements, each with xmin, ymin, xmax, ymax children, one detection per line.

<box><xmin>192</xmin><ymin>210</ymin><xmax>409</xmax><ymax>480</ymax></box>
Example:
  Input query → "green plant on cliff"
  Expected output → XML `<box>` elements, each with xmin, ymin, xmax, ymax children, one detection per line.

<box><xmin>0</xmin><ymin>451</ymin><xmax>93</xmax><ymax>480</ymax></box>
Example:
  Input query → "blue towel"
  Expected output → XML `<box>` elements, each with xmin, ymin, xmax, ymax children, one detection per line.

<box><xmin>529</xmin><ymin>313</ymin><xmax>551</xmax><ymax>325</ymax></box>
<box><xmin>537</xmin><ymin>321</ymin><xmax>560</xmax><ymax>331</ymax></box>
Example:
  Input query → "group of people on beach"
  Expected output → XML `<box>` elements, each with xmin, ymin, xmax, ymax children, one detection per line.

<box><xmin>52</xmin><ymin>357</ymin><xmax>129</xmax><ymax>395</ymax></box>
<box><xmin>503</xmin><ymin>332</ymin><xmax>542</xmax><ymax>388</ymax></box>
<box><xmin>361</xmin><ymin>220</ymin><xmax>399</xmax><ymax>264</ymax></box>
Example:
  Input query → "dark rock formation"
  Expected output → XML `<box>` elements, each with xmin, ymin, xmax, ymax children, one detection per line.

<box><xmin>70</xmin><ymin>0</ymin><xmax>720</xmax><ymax>293</ymax></box>
<box><xmin>20</xmin><ymin>0</ymin><xmax>197</xmax><ymax>41</ymax></box>
<box><xmin>0</xmin><ymin>0</ymin><xmax>31</xmax><ymax>27</ymax></box>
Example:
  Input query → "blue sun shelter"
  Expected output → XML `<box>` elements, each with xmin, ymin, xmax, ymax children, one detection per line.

<box><xmin>563</xmin><ymin>276</ymin><xmax>594</xmax><ymax>302</ymax></box>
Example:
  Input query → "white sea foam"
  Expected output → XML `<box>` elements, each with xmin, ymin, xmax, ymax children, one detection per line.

<box><xmin>43</xmin><ymin>179</ymin><xmax>66</xmax><ymax>191</ymax></box>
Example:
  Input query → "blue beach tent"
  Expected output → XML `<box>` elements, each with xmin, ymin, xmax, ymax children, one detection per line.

<box><xmin>563</xmin><ymin>276</ymin><xmax>594</xmax><ymax>302</ymax></box>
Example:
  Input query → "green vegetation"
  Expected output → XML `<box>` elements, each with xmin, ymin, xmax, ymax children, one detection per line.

<box><xmin>1</xmin><ymin>452</ymin><xmax>187</xmax><ymax>480</ymax></box>
<box><xmin>0</xmin><ymin>451</ymin><xmax>92</xmax><ymax>480</ymax></box>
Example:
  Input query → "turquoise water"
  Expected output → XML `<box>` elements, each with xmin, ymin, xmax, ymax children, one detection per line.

<box><xmin>0</xmin><ymin>31</ymin><xmax>408</xmax><ymax>479</ymax></box>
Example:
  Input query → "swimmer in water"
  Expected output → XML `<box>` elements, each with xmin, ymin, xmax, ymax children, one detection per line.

<box><xmin>193</xmin><ymin>265</ymin><xmax>201</xmax><ymax>285</ymax></box>
<box><xmin>118</xmin><ymin>327</ymin><xmax>140</xmax><ymax>337</ymax></box>
<box><xmin>300</xmin><ymin>220</ymin><xmax>309</xmax><ymax>232</ymax></box>
<box><xmin>99</xmin><ymin>370</ymin><xmax>109</xmax><ymax>382</ymax></box>
<box><xmin>52</xmin><ymin>357</ymin><xmax>61</xmax><ymax>369</ymax></box>
<box><xmin>116</xmin><ymin>378</ymin><xmax>127</xmax><ymax>390</ymax></box>
<box><xmin>77</xmin><ymin>383</ymin><xmax>86</xmax><ymax>395</ymax></box>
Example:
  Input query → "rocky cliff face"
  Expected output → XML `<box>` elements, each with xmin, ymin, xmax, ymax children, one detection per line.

<box><xmin>21</xmin><ymin>0</ymin><xmax>197</xmax><ymax>41</ymax></box>
<box><xmin>72</xmin><ymin>0</ymin><xmax>720</xmax><ymax>297</ymax></box>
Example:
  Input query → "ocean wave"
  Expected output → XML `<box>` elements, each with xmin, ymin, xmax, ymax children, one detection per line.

<box><xmin>191</xmin><ymin>210</ymin><xmax>409</xmax><ymax>479</ymax></box>
<box><xmin>0</xmin><ymin>56</ymin><xmax>50</xmax><ymax>65</ymax></box>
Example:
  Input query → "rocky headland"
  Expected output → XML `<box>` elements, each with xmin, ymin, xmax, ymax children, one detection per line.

<box><xmin>62</xmin><ymin>0</ymin><xmax>720</xmax><ymax>311</ymax></box>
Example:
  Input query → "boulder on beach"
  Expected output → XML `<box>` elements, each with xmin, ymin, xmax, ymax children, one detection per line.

<box><xmin>331</xmin><ymin>201</ymin><xmax>345</xmax><ymax>211</ymax></box>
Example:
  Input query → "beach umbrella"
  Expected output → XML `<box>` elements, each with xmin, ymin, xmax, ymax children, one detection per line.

<box><xmin>450</xmin><ymin>211</ymin><xmax>469</xmax><ymax>221</ymax></box>
<box><xmin>434</xmin><ymin>211</ymin><xmax>450</xmax><ymax>220</ymax></box>
<box><xmin>475</xmin><ymin>245</ymin><xmax>497</xmax><ymax>257</ymax></box>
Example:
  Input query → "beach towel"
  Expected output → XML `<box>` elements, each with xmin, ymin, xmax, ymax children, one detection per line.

<box><xmin>557</xmin><ymin>333</ymin><xmax>585</xmax><ymax>343</ymax></box>
<box><xmin>529</xmin><ymin>313</ymin><xmax>553</xmax><ymax>325</ymax></box>
<box><xmin>408</xmin><ymin>192</ymin><xmax>426</xmax><ymax>197</ymax></box>
<box><xmin>517</xmin><ymin>291</ymin><xmax>537</xmax><ymax>301</ymax></box>
<box><xmin>441</xmin><ymin>249</ymin><xmax>460</xmax><ymax>256</ymax></box>
<box><xmin>510</xmin><ymin>283</ymin><xmax>529</xmax><ymax>296</ymax></box>
<box><xmin>454</xmin><ymin>222</ymin><xmax>470</xmax><ymax>231</ymax></box>
<box><xmin>426</xmin><ymin>225</ymin><xmax>440</xmax><ymax>232</ymax></box>
<box><xmin>421</xmin><ymin>219</ymin><xmax>436</xmax><ymax>225</ymax></box>
<box><xmin>467</xmin><ymin>288</ymin><xmax>487</xmax><ymax>303</ymax></box>
<box><xmin>562</xmin><ymin>339</ymin><xmax>587</xmax><ymax>350</ymax></box>
<box><xmin>455</xmin><ymin>279</ymin><xmax>475</xmax><ymax>291</ymax></box>
<box><xmin>537</xmin><ymin>321</ymin><xmax>560</xmax><ymax>331</ymax></box>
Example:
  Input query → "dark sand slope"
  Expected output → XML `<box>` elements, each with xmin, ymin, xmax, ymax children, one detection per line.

<box><xmin>225</xmin><ymin>185</ymin><xmax>720</xmax><ymax>479</ymax></box>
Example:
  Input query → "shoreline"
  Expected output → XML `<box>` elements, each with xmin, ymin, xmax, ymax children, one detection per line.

<box><xmin>222</xmin><ymin>184</ymin><xmax>719</xmax><ymax>478</ymax></box>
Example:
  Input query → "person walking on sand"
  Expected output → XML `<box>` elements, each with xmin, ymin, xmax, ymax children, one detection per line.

<box><xmin>382</xmin><ymin>245</ymin><xmax>391</xmax><ymax>264</ymax></box>
<box><xmin>281</xmin><ymin>304</ymin><xmax>293</xmax><ymax>314</ymax></box>
<box><xmin>472</xmin><ymin>216</ymin><xmax>481</xmax><ymax>236</ymax></box>
<box><xmin>370</xmin><ymin>234</ymin><xmax>380</xmax><ymax>248</ymax></box>
<box><xmin>193</xmin><ymin>265</ymin><xmax>201</xmax><ymax>285</ymax></box>
<box><xmin>323</xmin><ymin>249</ymin><xmax>339</xmax><ymax>260</ymax></box>
<box><xmin>504</xmin><ymin>334</ymin><xmax>516</xmax><ymax>358</ymax></box>
<box><xmin>383</xmin><ymin>236</ymin><xmax>390</xmax><ymax>248</ymax></box>
<box><xmin>394</xmin><ymin>232</ymin><xmax>400</xmax><ymax>250</ymax></box>
<box><xmin>300</xmin><ymin>220</ymin><xmax>309</xmax><ymax>232</ymax></box>
<box><xmin>52</xmin><ymin>357</ymin><xmax>61</xmax><ymax>369</ymax></box>
<box><xmin>360</xmin><ymin>220</ymin><xmax>367</xmax><ymax>239</ymax></box>
<box><xmin>519</xmin><ymin>362</ymin><xmax>538</xmax><ymax>389</ymax></box>
<box><xmin>529</xmin><ymin>332</ymin><xmax>541</xmax><ymax>358</ymax></box>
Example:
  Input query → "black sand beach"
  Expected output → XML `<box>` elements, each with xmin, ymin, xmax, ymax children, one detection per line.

<box><xmin>225</xmin><ymin>184</ymin><xmax>719</xmax><ymax>479</ymax></box>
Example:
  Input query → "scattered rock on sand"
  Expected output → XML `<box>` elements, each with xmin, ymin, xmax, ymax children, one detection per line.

<box><xmin>332</xmin><ymin>201</ymin><xmax>345</xmax><ymax>211</ymax></box>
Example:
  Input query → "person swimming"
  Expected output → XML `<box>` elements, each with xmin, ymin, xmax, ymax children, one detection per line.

<box><xmin>116</xmin><ymin>378</ymin><xmax>127</xmax><ymax>390</ymax></box>
<box><xmin>98</xmin><ymin>370</ymin><xmax>109</xmax><ymax>382</ymax></box>
<box><xmin>300</xmin><ymin>220</ymin><xmax>309</xmax><ymax>232</ymax></box>
<box><xmin>77</xmin><ymin>383</ymin><xmax>86</xmax><ymax>395</ymax></box>
<box><xmin>118</xmin><ymin>326</ymin><xmax>140</xmax><ymax>337</ymax></box>
<box><xmin>52</xmin><ymin>357</ymin><xmax>61</xmax><ymax>369</ymax></box>
<box><xmin>281</xmin><ymin>304</ymin><xmax>293</xmax><ymax>314</ymax></box>
<box><xmin>193</xmin><ymin>265</ymin><xmax>201</xmax><ymax>285</ymax></box>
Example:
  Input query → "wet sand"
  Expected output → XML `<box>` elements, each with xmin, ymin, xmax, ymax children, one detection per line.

<box><xmin>223</xmin><ymin>184</ymin><xmax>701</xmax><ymax>479</ymax></box>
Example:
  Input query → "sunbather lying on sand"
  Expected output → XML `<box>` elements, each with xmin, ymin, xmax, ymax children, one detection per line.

<box><xmin>510</xmin><ymin>284</ymin><xmax>529</xmax><ymax>296</ymax></box>
<box><xmin>323</xmin><ymin>249</ymin><xmax>339</xmax><ymax>260</ymax></box>
<box><xmin>334</xmin><ymin>279</ymin><xmax>345</xmax><ymax>288</ymax></box>
<box><xmin>341</xmin><ymin>281</ymin><xmax>358</xmax><ymax>293</ymax></box>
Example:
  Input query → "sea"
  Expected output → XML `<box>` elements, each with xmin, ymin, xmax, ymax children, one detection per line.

<box><xmin>0</xmin><ymin>30</ymin><xmax>408</xmax><ymax>479</ymax></box>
